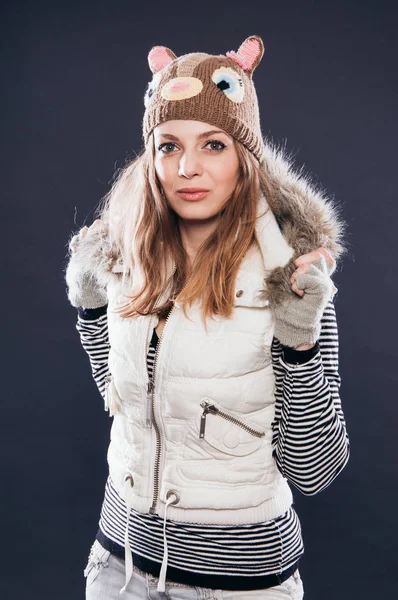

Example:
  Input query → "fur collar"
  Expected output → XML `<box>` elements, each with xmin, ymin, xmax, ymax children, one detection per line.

<box><xmin>256</xmin><ymin>142</ymin><xmax>347</xmax><ymax>307</ymax></box>
<box><xmin>79</xmin><ymin>141</ymin><xmax>348</xmax><ymax>308</ymax></box>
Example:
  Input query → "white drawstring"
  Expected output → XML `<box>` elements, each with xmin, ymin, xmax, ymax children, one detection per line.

<box><xmin>119</xmin><ymin>475</ymin><xmax>135</xmax><ymax>595</ymax></box>
<box><xmin>156</xmin><ymin>494</ymin><xmax>175</xmax><ymax>593</ymax></box>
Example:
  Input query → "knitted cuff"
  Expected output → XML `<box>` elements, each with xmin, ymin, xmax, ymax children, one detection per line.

<box><xmin>273</xmin><ymin>319</ymin><xmax>322</xmax><ymax>349</ymax></box>
<box><xmin>283</xmin><ymin>340</ymin><xmax>320</xmax><ymax>364</ymax></box>
<box><xmin>77</xmin><ymin>305</ymin><xmax>108</xmax><ymax>320</ymax></box>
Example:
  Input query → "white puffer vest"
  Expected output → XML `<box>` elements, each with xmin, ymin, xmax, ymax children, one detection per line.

<box><xmin>102</xmin><ymin>195</ymin><xmax>299</xmax><ymax>593</ymax></box>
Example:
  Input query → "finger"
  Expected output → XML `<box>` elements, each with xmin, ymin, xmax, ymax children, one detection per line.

<box><xmin>290</xmin><ymin>266</ymin><xmax>308</xmax><ymax>296</ymax></box>
<box><xmin>294</xmin><ymin>247</ymin><xmax>334</xmax><ymax>269</ymax></box>
<box><xmin>87</xmin><ymin>219</ymin><xmax>106</xmax><ymax>235</ymax></box>
<box><xmin>294</xmin><ymin>249</ymin><xmax>324</xmax><ymax>268</ymax></box>
<box><xmin>310</xmin><ymin>253</ymin><xmax>335</xmax><ymax>278</ymax></box>
<box><xmin>291</xmin><ymin>280</ymin><xmax>304</xmax><ymax>296</ymax></box>
<box><xmin>289</xmin><ymin>263</ymin><xmax>309</xmax><ymax>285</ymax></box>
<box><xmin>318</xmin><ymin>247</ymin><xmax>336</xmax><ymax>275</ymax></box>
<box><xmin>80</xmin><ymin>226</ymin><xmax>89</xmax><ymax>238</ymax></box>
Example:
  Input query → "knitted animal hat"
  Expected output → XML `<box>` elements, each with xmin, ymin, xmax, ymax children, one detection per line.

<box><xmin>142</xmin><ymin>35</ymin><xmax>266</xmax><ymax>162</ymax></box>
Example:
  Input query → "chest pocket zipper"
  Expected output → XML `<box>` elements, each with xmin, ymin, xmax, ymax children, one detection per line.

<box><xmin>199</xmin><ymin>400</ymin><xmax>266</xmax><ymax>439</ymax></box>
<box><xmin>104</xmin><ymin>371</ymin><xmax>113</xmax><ymax>413</ymax></box>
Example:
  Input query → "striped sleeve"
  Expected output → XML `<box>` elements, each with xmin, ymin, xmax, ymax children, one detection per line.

<box><xmin>75</xmin><ymin>305</ymin><xmax>110</xmax><ymax>402</ymax></box>
<box><xmin>271</xmin><ymin>298</ymin><xmax>350</xmax><ymax>496</ymax></box>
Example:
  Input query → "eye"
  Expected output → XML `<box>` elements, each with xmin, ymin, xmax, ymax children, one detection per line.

<box><xmin>205</xmin><ymin>140</ymin><xmax>226</xmax><ymax>151</ymax></box>
<box><xmin>211</xmin><ymin>67</ymin><xmax>244</xmax><ymax>103</ymax></box>
<box><xmin>157</xmin><ymin>142</ymin><xmax>176</xmax><ymax>153</ymax></box>
<box><xmin>144</xmin><ymin>82</ymin><xmax>154</xmax><ymax>107</ymax></box>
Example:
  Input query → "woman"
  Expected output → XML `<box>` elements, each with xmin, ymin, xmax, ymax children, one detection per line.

<box><xmin>65</xmin><ymin>35</ymin><xmax>350</xmax><ymax>599</ymax></box>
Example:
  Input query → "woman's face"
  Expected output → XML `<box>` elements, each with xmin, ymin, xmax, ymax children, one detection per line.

<box><xmin>153</xmin><ymin>120</ymin><xmax>240</xmax><ymax>223</ymax></box>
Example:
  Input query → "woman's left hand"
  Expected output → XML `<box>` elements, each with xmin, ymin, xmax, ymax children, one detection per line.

<box><xmin>290</xmin><ymin>247</ymin><xmax>336</xmax><ymax>297</ymax></box>
<box><xmin>273</xmin><ymin>247</ymin><xmax>338</xmax><ymax>349</ymax></box>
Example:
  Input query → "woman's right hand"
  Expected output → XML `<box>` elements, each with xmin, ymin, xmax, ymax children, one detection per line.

<box><xmin>65</xmin><ymin>219</ymin><xmax>109</xmax><ymax>309</ymax></box>
<box><xmin>69</xmin><ymin>219</ymin><xmax>103</xmax><ymax>254</ymax></box>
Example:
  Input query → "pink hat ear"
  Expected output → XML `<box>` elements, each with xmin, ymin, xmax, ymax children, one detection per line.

<box><xmin>226</xmin><ymin>35</ymin><xmax>265</xmax><ymax>78</ymax></box>
<box><xmin>148</xmin><ymin>46</ymin><xmax>178</xmax><ymax>74</ymax></box>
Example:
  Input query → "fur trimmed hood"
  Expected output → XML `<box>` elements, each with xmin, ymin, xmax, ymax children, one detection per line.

<box><xmin>257</xmin><ymin>142</ymin><xmax>348</xmax><ymax>307</ymax></box>
<box><xmin>66</xmin><ymin>141</ymin><xmax>348</xmax><ymax>309</ymax></box>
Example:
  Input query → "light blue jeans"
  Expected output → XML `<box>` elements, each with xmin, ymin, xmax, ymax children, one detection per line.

<box><xmin>84</xmin><ymin>539</ymin><xmax>304</xmax><ymax>599</ymax></box>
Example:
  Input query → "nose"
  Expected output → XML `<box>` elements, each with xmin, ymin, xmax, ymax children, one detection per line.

<box><xmin>161</xmin><ymin>76</ymin><xmax>203</xmax><ymax>101</ymax></box>
<box><xmin>178</xmin><ymin>150</ymin><xmax>203</xmax><ymax>179</ymax></box>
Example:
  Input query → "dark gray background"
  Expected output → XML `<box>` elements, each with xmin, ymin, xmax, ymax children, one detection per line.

<box><xmin>2</xmin><ymin>0</ymin><xmax>397</xmax><ymax>598</ymax></box>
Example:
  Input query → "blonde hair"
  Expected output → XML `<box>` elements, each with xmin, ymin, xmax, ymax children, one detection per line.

<box><xmin>96</xmin><ymin>135</ymin><xmax>270</xmax><ymax>329</ymax></box>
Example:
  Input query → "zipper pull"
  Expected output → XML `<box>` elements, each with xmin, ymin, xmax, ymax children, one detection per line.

<box><xmin>199</xmin><ymin>412</ymin><xmax>207</xmax><ymax>439</ymax></box>
<box><xmin>146</xmin><ymin>379</ymin><xmax>154</xmax><ymax>427</ymax></box>
<box><xmin>199</xmin><ymin>401</ymin><xmax>218</xmax><ymax>438</ymax></box>
<box><xmin>200</xmin><ymin>401</ymin><xmax>218</xmax><ymax>414</ymax></box>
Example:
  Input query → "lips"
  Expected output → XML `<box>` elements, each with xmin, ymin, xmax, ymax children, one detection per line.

<box><xmin>176</xmin><ymin>190</ymin><xmax>210</xmax><ymax>201</ymax></box>
<box><xmin>177</xmin><ymin>188</ymin><xmax>209</xmax><ymax>193</ymax></box>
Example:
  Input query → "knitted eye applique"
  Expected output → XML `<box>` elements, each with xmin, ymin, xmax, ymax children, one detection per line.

<box><xmin>211</xmin><ymin>67</ymin><xmax>244</xmax><ymax>103</ymax></box>
<box><xmin>144</xmin><ymin>72</ymin><xmax>162</xmax><ymax>108</ymax></box>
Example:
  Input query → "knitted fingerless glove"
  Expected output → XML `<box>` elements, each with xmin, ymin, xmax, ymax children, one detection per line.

<box><xmin>64</xmin><ymin>222</ymin><xmax>109</xmax><ymax>309</ymax></box>
<box><xmin>273</xmin><ymin>254</ymin><xmax>337</xmax><ymax>348</ymax></box>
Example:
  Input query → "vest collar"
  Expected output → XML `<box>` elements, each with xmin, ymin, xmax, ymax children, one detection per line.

<box><xmin>101</xmin><ymin>141</ymin><xmax>347</xmax><ymax>308</ymax></box>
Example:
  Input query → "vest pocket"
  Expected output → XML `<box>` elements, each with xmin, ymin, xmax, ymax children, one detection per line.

<box><xmin>197</xmin><ymin>398</ymin><xmax>269</xmax><ymax>457</ymax></box>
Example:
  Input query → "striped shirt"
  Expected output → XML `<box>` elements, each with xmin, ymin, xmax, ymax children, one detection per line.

<box><xmin>75</xmin><ymin>299</ymin><xmax>349</xmax><ymax>589</ymax></box>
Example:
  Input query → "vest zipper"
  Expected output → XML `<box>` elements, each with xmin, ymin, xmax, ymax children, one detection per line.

<box><xmin>148</xmin><ymin>300</ymin><xmax>177</xmax><ymax>515</ymax></box>
<box><xmin>145</xmin><ymin>264</ymin><xmax>179</xmax><ymax>428</ymax></box>
<box><xmin>199</xmin><ymin>401</ymin><xmax>265</xmax><ymax>439</ymax></box>
<box><xmin>145</xmin><ymin>321</ymin><xmax>155</xmax><ymax>428</ymax></box>
<box><xmin>148</xmin><ymin>266</ymin><xmax>193</xmax><ymax>515</ymax></box>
